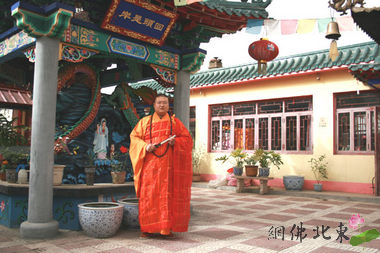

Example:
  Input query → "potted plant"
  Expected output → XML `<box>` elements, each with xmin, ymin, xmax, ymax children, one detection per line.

<box><xmin>1</xmin><ymin>148</ymin><xmax>29</xmax><ymax>183</ymax></box>
<box><xmin>0</xmin><ymin>151</ymin><xmax>7</xmax><ymax>181</ymax></box>
<box><xmin>254</xmin><ymin>148</ymin><xmax>283</xmax><ymax>177</ymax></box>
<box><xmin>53</xmin><ymin>137</ymin><xmax>76</xmax><ymax>186</ymax></box>
<box><xmin>192</xmin><ymin>145</ymin><xmax>205</xmax><ymax>182</ymax></box>
<box><xmin>0</xmin><ymin>113</ymin><xmax>29</xmax><ymax>146</ymax></box>
<box><xmin>0</xmin><ymin>160</ymin><xmax>6</xmax><ymax>181</ymax></box>
<box><xmin>309</xmin><ymin>154</ymin><xmax>328</xmax><ymax>192</ymax></box>
<box><xmin>244</xmin><ymin>154</ymin><xmax>259</xmax><ymax>177</ymax></box>
<box><xmin>215</xmin><ymin>148</ymin><xmax>247</xmax><ymax>176</ymax></box>
<box><xmin>110</xmin><ymin>146</ymin><xmax>129</xmax><ymax>184</ymax></box>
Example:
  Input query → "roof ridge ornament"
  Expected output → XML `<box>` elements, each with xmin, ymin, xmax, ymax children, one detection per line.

<box><xmin>328</xmin><ymin>0</ymin><xmax>365</xmax><ymax>15</ymax></box>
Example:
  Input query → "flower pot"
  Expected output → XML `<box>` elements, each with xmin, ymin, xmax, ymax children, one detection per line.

<box><xmin>53</xmin><ymin>164</ymin><xmax>65</xmax><ymax>186</ymax></box>
<box><xmin>6</xmin><ymin>169</ymin><xmax>17</xmax><ymax>183</ymax></box>
<box><xmin>118</xmin><ymin>198</ymin><xmax>140</xmax><ymax>228</ymax></box>
<box><xmin>313</xmin><ymin>183</ymin><xmax>323</xmax><ymax>192</ymax></box>
<box><xmin>192</xmin><ymin>174</ymin><xmax>201</xmax><ymax>182</ymax></box>
<box><xmin>111</xmin><ymin>171</ymin><xmax>126</xmax><ymax>184</ymax></box>
<box><xmin>233</xmin><ymin>166</ymin><xmax>243</xmax><ymax>176</ymax></box>
<box><xmin>78</xmin><ymin>202</ymin><xmax>124</xmax><ymax>238</ymax></box>
<box><xmin>245</xmin><ymin>165</ymin><xmax>258</xmax><ymax>177</ymax></box>
<box><xmin>0</xmin><ymin>171</ymin><xmax>6</xmax><ymax>181</ymax></box>
<box><xmin>258</xmin><ymin>167</ymin><xmax>270</xmax><ymax>177</ymax></box>
<box><xmin>17</xmin><ymin>169</ymin><xmax>28</xmax><ymax>184</ymax></box>
<box><xmin>84</xmin><ymin>167</ymin><xmax>96</xmax><ymax>186</ymax></box>
<box><xmin>283</xmin><ymin>175</ymin><xmax>304</xmax><ymax>191</ymax></box>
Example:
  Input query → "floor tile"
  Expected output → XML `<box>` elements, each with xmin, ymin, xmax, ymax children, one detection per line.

<box><xmin>228</xmin><ymin>220</ymin><xmax>271</xmax><ymax>230</ymax></box>
<box><xmin>257</xmin><ymin>214</ymin><xmax>296</xmax><ymax>222</ymax></box>
<box><xmin>282</xmin><ymin>208</ymin><xmax>317</xmax><ymax>215</ymax></box>
<box><xmin>242</xmin><ymin>235</ymin><xmax>299</xmax><ymax>251</ymax></box>
<box><xmin>221</xmin><ymin>208</ymin><xmax>255</xmax><ymax>216</ymax></box>
<box><xmin>301</xmin><ymin>204</ymin><xmax>333</xmax><ymax>210</ymax></box>
<box><xmin>339</xmin><ymin>207</ymin><xmax>376</xmax><ymax>214</ymax></box>
<box><xmin>192</xmin><ymin>227</ymin><xmax>244</xmax><ymax>240</ymax></box>
<box><xmin>1</xmin><ymin>186</ymin><xmax>379</xmax><ymax>253</ymax></box>
<box><xmin>309</xmin><ymin>246</ymin><xmax>356</xmax><ymax>252</ymax></box>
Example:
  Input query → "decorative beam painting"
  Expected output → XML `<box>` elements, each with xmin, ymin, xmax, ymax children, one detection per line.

<box><xmin>64</xmin><ymin>24</ymin><xmax>180</xmax><ymax>70</ymax></box>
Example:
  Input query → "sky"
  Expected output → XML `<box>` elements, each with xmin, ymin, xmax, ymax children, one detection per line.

<box><xmin>199</xmin><ymin>0</ymin><xmax>378</xmax><ymax>71</ymax></box>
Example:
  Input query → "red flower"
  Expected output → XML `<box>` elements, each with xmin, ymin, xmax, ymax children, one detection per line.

<box><xmin>0</xmin><ymin>201</ymin><xmax>5</xmax><ymax>212</ymax></box>
<box><xmin>227</xmin><ymin>168</ymin><xmax>233</xmax><ymax>173</ymax></box>
<box><xmin>120</xmin><ymin>146</ymin><xmax>128</xmax><ymax>153</ymax></box>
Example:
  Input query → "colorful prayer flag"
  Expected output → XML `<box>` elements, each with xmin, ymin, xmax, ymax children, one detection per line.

<box><xmin>264</xmin><ymin>19</ymin><xmax>280</xmax><ymax>36</ymax></box>
<box><xmin>246</xmin><ymin>19</ymin><xmax>264</xmax><ymax>34</ymax></box>
<box><xmin>297</xmin><ymin>19</ymin><xmax>316</xmax><ymax>34</ymax></box>
<box><xmin>337</xmin><ymin>16</ymin><xmax>354</xmax><ymax>31</ymax></box>
<box><xmin>243</xmin><ymin>17</ymin><xmax>356</xmax><ymax>36</ymax></box>
<box><xmin>281</xmin><ymin>20</ymin><xmax>297</xmax><ymax>35</ymax></box>
<box><xmin>318</xmin><ymin>18</ymin><xmax>331</xmax><ymax>33</ymax></box>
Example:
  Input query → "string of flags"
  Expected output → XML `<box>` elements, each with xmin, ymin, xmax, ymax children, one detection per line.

<box><xmin>246</xmin><ymin>16</ymin><xmax>357</xmax><ymax>36</ymax></box>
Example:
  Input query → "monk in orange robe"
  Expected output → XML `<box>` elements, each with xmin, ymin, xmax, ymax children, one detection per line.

<box><xmin>129</xmin><ymin>94</ymin><xmax>193</xmax><ymax>238</ymax></box>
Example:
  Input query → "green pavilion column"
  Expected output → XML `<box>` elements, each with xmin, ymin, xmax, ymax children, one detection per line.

<box><xmin>175</xmin><ymin>51</ymin><xmax>205</xmax><ymax>129</ymax></box>
<box><xmin>11</xmin><ymin>4</ymin><xmax>73</xmax><ymax>238</ymax></box>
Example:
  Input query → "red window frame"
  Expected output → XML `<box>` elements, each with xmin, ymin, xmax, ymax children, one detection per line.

<box><xmin>334</xmin><ymin>91</ymin><xmax>379</xmax><ymax>155</ymax></box>
<box><xmin>336</xmin><ymin>107</ymin><xmax>375</xmax><ymax>154</ymax></box>
<box><xmin>209</xmin><ymin>97</ymin><xmax>313</xmax><ymax>153</ymax></box>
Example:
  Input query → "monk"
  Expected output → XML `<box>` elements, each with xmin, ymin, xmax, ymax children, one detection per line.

<box><xmin>129</xmin><ymin>94</ymin><xmax>193</xmax><ymax>238</ymax></box>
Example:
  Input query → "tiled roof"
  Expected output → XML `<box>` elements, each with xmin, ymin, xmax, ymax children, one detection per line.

<box><xmin>130</xmin><ymin>41</ymin><xmax>379</xmax><ymax>92</ymax></box>
<box><xmin>349</xmin><ymin>62</ymin><xmax>380</xmax><ymax>72</ymax></box>
<box><xmin>0</xmin><ymin>86</ymin><xmax>32</xmax><ymax>107</ymax></box>
<box><xmin>198</xmin><ymin>0</ymin><xmax>271</xmax><ymax>19</ymax></box>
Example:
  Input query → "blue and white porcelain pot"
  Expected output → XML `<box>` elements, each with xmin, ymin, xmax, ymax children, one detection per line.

<box><xmin>78</xmin><ymin>202</ymin><xmax>123</xmax><ymax>238</ymax></box>
<box><xmin>118</xmin><ymin>198</ymin><xmax>140</xmax><ymax>228</ymax></box>
<box><xmin>233</xmin><ymin>167</ymin><xmax>243</xmax><ymax>176</ymax></box>
<box><xmin>283</xmin><ymin>175</ymin><xmax>304</xmax><ymax>191</ymax></box>
<box><xmin>258</xmin><ymin>167</ymin><xmax>270</xmax><ymax>177</ymax></box>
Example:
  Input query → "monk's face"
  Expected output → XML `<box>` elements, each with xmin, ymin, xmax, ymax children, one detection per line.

<box><xmin>154</xmin><ymin>96</ymin><xmax>169</xmax><ymax>118</ymax></box>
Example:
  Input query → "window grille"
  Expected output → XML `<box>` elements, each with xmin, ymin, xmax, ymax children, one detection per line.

<box><xmin>234</xmin><ymin>103</ymin><xmax>256</xmax><ymax>115</ymax></box>
<box><xmin>335</xmin><ymin>91</ymin><xmax>379</xmax><ymax>153</ymax></box>
<box><xmin>234</xmin><ymin>119</ymin><xmax>244</xmax><ymax>149</ymax></box>
<box><xmin>189</xmin><ymin>107</ymin><xmax>196</xmax><ymax>141</ymax></box>
<box><xmin>271</xmin><ymin>117</ymin><xmax>282</xmax><ymax>150</ymax></box>
<box><xmin>286</xmin><ymin>116</ymin><xmax>297</xmax><ymax>151</ymax></box>
<box><xmin>245</xmin><ymin>118</ymin><xmax>255</xmax><ymax>150</ymax></box>
<box><xmin>210</xmin><ymin>97</ymin><xmax>312</xmax><ymax>152</ymax></box>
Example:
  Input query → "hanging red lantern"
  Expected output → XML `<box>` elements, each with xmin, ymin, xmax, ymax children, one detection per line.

<box><xmin>248</xmin><ymin>38</ymin><xmax>279</xmax><ymax>74</ymax></box>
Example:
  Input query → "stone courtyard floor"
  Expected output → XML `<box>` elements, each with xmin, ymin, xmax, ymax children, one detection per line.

<box><xmin>0</xmin><ymin>185</ymin><xmax>380</xmax><ymax>252</ymax></box>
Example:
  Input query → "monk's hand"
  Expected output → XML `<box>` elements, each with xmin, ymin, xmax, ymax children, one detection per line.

<box><xmin>146</xmin><ymin>144</ymin><xmax>157</xmax><ymax>152</ymax></box>
<box><xmin>168</xmin><ymin>137</ymin><xmax>175</xmax><ymax>146</ymax></box>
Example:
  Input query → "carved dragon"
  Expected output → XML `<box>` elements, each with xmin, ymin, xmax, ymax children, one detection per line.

<box><xmin>329</xmin><ymin>0</ymin><xmax>365</xmax><ymax>15</ymax></box>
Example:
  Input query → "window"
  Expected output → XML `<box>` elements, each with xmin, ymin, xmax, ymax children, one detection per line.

<box><xmin>210</xmin><ymin>97</ymin><xmax>313</xmax><ymax>152</ymax></box>
<box><xmin>189</xmin><ymin>107</ymin><xmax>196</xmax><ymax>141</ymax></box>
<box><xmin>335</xmin><ymin>91</ymin><xmax>380</xmax><ymax>153</ymax></box>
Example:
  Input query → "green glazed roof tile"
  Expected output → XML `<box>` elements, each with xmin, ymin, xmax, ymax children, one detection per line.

<box><xmin>299</xmin><ymin>56</ymin><xmax>310</xmax><ymax>71</ymax></box>
<box><xmin>131</xmin><ymin>41</ymin><xmax>379</xmax><ymax>92</ymax></box>
<box><xmin>341</xmin><ymin>49</ymin><xmax>352</xmax><ymax>63</ymax></box>
<box><xmin>198</xmin><ymin>0</ymin><xmax>271</xmax><ymax>19</ymax></box>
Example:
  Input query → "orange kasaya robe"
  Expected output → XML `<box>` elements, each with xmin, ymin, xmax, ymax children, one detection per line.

<box><xmin>129</xmin><ymin>112</ymin><xmax>193</xmax><ymax>233</ymax></box>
